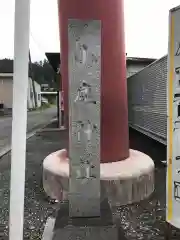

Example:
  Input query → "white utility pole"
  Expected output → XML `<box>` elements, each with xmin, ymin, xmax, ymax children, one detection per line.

<box><xmin>9</xmin><ymin>0</ymin><xmax>31</xmax><ymax>239</ymax></box>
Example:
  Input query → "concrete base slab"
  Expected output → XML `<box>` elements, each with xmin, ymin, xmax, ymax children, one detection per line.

<box><xmin>42</xmin><ymin>217</ymin><xmax>55</xmax><ymax>240</ymax></box>
<box><xmin>42</xmin><ymin>199</ymin><xmax>119</xmax><ymax>240</ymax></box>
<box><xmin>43</xmin><ymin>149</ymin><xmax>154</xmax><ymax>206</ymax></box>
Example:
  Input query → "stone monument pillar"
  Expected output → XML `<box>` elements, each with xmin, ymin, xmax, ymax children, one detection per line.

<box><xmin>68</xmin><ymin>19</ymin><xmax>101</xmax><ymax>217</ymax></box>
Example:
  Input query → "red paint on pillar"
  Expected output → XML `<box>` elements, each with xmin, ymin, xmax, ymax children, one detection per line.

<box><xmin>58</xmin><ymin>0</ymin><xmax>129</xmax><ymax>163</ymax></box>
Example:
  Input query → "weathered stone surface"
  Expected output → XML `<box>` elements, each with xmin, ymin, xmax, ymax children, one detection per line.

<box><xmin>68</xmin><ymin>19</ymin><xmax>101</xmax><ymax>218</ymax></box>
<box><xmin>43</xmin><ymin>149</ymin><xmax>154</xmax><ymax>206</ymax></box>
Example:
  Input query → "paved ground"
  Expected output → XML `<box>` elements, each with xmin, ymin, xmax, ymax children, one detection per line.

<box><xmin>0</xmin><ymin>106</ymin><xmax>57</xmax><ymax>156</ymax></box>
<box><xmin>0</xmin><ymin>125</ymin><xmax>180</xmax><ymax>239</ymax></box>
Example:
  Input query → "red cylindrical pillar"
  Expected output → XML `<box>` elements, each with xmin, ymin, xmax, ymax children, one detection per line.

<box><xmin>58</xmin><ymin>0</ymin><xmax>129</xmax><ymax>163</ymax></box>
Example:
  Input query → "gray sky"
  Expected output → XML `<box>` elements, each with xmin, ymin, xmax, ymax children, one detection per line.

<box><xmin>0</xmin><ymin>0</ymin><xmax>180</xmax><ymax>62</ymax></box>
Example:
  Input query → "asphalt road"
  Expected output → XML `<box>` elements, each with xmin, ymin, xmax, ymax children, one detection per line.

<box><xmin>0</xmin><ymin>106</ymin><xmax>57</xmax><ymax>156</ymax></box>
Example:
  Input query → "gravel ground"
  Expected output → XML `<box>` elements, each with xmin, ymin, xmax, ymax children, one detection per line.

<box><xmin>0</xmin><ymin>126</ymin><xmax>180</xmax><ymax>239</ymax></box>
<box><xmin>115</xmin><ymin>129</ymin><xmax>180</xmax><ymax>240</ymax></box>
<box><xmin>0</xmin><ymin>128</ymin><xmax>67</xmax><ymax>239</ymax></box>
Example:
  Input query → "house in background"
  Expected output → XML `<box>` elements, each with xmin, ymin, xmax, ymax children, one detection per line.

<box><xmin>41</xmin><ymin>83</ymin><xmax>50</xmax><ymax>91</ymax></box>
<box><xmin>34</xmin><ymin>81</ymin><xmax>41</xmax><ymax>108</ymax></box>
<box><xmin>0</xmin><ymin>73</ymin><xmax>14</xmax><ymax>109</ymax></box>
<box><xmin>126</xmin><ymin>57</ymin><xmax>156</xmax><ymax>78</ymax></box>
<box><xmin>45</xmin><ymin>52</ymin><xmax>61</xmax><ymax>126</ymax></box>
<box><xmin>27</xmin><ymin>78</ymin><xmax>41</xmax><ymax>109</ymax></box>
<box><xmin>0</xmin><ymin>72</ymin><xmax>41</xmax><ymax>111</ymax></box>
<box><xmin>0</xmin><ymin>59</ymin><xmax>42</xmax><ymax>111</ymax></box>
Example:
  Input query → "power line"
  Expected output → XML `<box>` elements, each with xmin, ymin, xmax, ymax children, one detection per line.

<box><xmin>30</xmin><ymin>30</ymin><xmax>47</xmax><ymax>61</ymax></box>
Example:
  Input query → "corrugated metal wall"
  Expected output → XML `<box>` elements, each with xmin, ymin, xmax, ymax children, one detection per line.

<box><xmin>127</xmin><ymin>55</ymin><xmax>168</xmax><ymax>145</ymax></box>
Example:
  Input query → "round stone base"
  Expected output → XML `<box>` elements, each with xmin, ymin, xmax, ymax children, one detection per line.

<box><xmin>43</xmin><ymin>149</ymin><xmax>154</xmax><ymax>206</ymax></box>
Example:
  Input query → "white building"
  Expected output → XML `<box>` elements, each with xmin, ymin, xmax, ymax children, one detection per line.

<box><xmin>126</xmin><ymin>57</ymin><xmax>156</xmax><ymax>78</ymax></box>
<box><xmin>0</xmin><ymin>73</ymin><xmax>41</xmax><ymax>110</ymax></box>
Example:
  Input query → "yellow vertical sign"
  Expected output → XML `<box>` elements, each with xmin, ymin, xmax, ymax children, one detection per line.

<box><xmin>167</xmin><ymin>14</ymin><xmax>174</xmax><ymax>221</ymax></box>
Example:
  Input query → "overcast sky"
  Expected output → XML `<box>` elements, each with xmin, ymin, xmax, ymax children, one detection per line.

<box><xmin>0</xmin><ymin>0</ymin><xmax>180</xmax><ymax>62</ymax></box>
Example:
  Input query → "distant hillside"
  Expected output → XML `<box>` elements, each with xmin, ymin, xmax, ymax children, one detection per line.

<box><xmin>0</xmin><ymin>58</ymin><xmax>56</xmax><ymax>88</ymax></box>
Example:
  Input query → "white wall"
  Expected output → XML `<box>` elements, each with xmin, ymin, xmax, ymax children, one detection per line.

<box><xmin>27</xmin><ymin>77</ymin><xmax>35</xmax><ymax>109</ymax></box>
<box><xmin>127</xmin><ymin>62</ymin><xmax>150</xmax><ymax>78</ymax></box>
<box><xmin>34</xmin><ymin>81</ymin><xmax>41</xmax><ymax>108</ymax></box>
<box><xmin>0</xmin><ymin>76</ymin><xmax>40</xmax><ymax>110</ymax></box>
<box><xmin>0</xmin><ymin>77</ymin><xmax>13</xmax><ymax>108</ymax></box>
<box><xmin>27</xmin><ymin>78</ymin><xmax>41</xmax><ymax>109</ymax></box>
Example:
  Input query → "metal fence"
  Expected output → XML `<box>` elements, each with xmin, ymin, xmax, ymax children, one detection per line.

<box><xmin>127</xmin><ymin>55</ymin><xmax>167</xmax><ymax>145</ymax></box>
